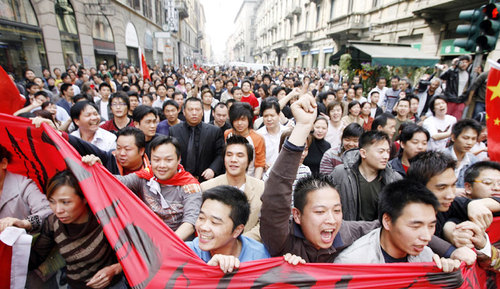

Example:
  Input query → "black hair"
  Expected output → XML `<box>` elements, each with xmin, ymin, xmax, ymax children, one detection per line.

<box><xmin>70</xmin><ymin>101</ymin><xmax>98</xmax><ymax>123</ymax></box>
<box><xmin>396</xmin><ymin>98</ymin><xmax>410</xmax><ymax>106</ymax></box>
<box><xmin>294</xmin><ymin>175</ymin><xmax>338</xmax><ymax>212</ymax></box>
<box><xmin>229</xmin><ymin>102</ymin><xmax>253</xmax><ymax>128</ymax></box>
<box><xmin>142</xmin><ymin>94</ymin><xmax>154</xmax><ymax>102</ymax></box>
<box><xmin>353</xmin><ymin>84</ymin><xmax>363</xmax><ymax>91</ymax></box>
<box><xmin>359</xmin><ymin>130</ymin><xmax>390</xmax><ymax>149</ymax></box>
<box><xmin>271</xmin><ymin>86</ymin><xmax>286</xmax><ymax>97</ymax></box>
<box><xmin>399</xmin><ymin>124</ymin><xmax>430</xmax><ymax>143</ymax></box>
<box><xmin>60</xmin><ymin>83</ymin><xmax>72</xmax><ymax>95</ymax></box>
<box><xmin>34</xmin><ymin>90</ymin><xmax>50</xmax><ymax>100</ymax></box>
<box><xmin>149</xmin><ymin>135</ymin><xmax>181</xmax><ymax>159</ymax></box>
<box><xmin>464</xmin><ymin>161</ymin><xmax>500</xmax><ymax>185</ymax></box>
<box><xmin>183</xmin><ymin>96</ymin><xmax>202</xmax><ymax>110</ymax></box>
<box><xmin>326</xmin><ymin>101</ymin><xmax>344</xmax><ymax>116</ymax></box>
<box><xmin>407</xmin><ymin>151</ymin><xmax>457</xmax><ymax>185</ymax></box>
<box><xmin>376</xmin><ymin>77</ymin><xmax>386</xmax><ymax>83</ymax></box>
<box><xmin>371</xmin><ymin>112</ymin><xmax>396</xmax><ymax>131</ymax></box>
<box><xmin>429</xmin><ymin>95</ymin><xmax>447</xmax><ymax>116</ymax></box>
<box><xmin>73</xmin><ymin>94</ymin><xmax>94</xmax><ymax>103</ymax></box>
<box><xmin>347</xmin><ymin>100</ymin><xmax>361</xmax><ymax>115</ymax></box>
<box><xmin>224</xmin><ymin>135</ymin><xmax>254</xmax><ymax>170</ymax></box>
<box><xmin>378</xmin><ymin>179</ymin><xmax>439</xmax><ymax>224</ymax></box>
<box><xmin>116</xmin><ymin>127</ymin><xmax>146</xmax><ymax>150</ymax></box>
<box><xmin>231</xmin><ymin>86</ymin><xmax>242</xmax><ymax>94</ymax></box>
<box><xmin>109</xmin><ymin>91</ymin><xmax>130</xmax><ymax>110</ymax></box>
<box><xmin>99</xmin><ymin>82</ymin><xmax>111</xmax><ymax>91</ymax></box>
<box><xmin>342</xmin><ymin>123</ymin><xmax>364</xmax><ymax>139</ymax></box>
<box><xmin>163</xmin><ymin>99</ymin><xmax>180</xmax><ymax>111</ymax></box>
<box><xmin>391</xmin><ymin>75</ymin><xmax>401</xmax><ymax>81</ymax></box>
<box><xmin>201</xmin><ymin>89</ymin><xmax>214</xmax><ymax>98</ymax></box>
<box><xmin>451</xmin><ymin>119</ymin><xmax>482</xmax><ymax>139</ymax></box>
<box><xmin>0</xmin><ymin>144</ymin><xmax>12</xmax><ymax>163</ymax></box>
<box><xmin>132</xmin><ymin>105</ymin><xmax>158</xmax><ymax>123</ymax></box>
<box><xmin>46</xmin><ymin>170</ymin><xmax>85</xmax><ymax>200</ymax></box>
<box><xmin>259</xmin><ymin>98</ymin><xmax>280</xmax><ymax>116</ymax></box>
<box><xmin>202</xmin><ymin>185</ymin><xmax>250</xmax><ymax>231</ymax></box>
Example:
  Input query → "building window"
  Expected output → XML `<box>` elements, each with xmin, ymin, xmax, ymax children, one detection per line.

<box><xmin>129</xmin><ymin>0</ymin><xmax>140</xmax><ymax>10</ymax></box>
<box><xmin>0</xmin><ymin>0</ymin><xmax>38</xmax><ymax>25</ymax></box>
<box><xmin>143</xmin><ymin>0</ymin><xmax>152</xmax><ymax>18</ymax></box>
<box><xmin>92</xmin><ymin>15</ymin><xmax>113</xmax><ymax>42</ymax></box>
<box><xmin>55</xmin><ymin>0</ymin><xmax>82</xmax><ymax>68</ymax></box>
<box><xmin>155</xmin><ymin>0</ymin><xmax>162</xmax><ymax>25</ymax></box>
<box><xmin>316</xmin><ymin>4</ymin><xmax>321</xmax><ymax>27</ymax></box>
<box><xmin>330</xmin><ymin>0</ymin><xmax>335</xmax><ymax>20</ymax></box>
<box><xmin>348</xmin><ymin>0</ymin><xmax>353</xmax><ymax>13</ymax></box>
<box><xmin>372</xmin><ymin>0</ymin><xmax>380</xmax><ymax>8</ymax></box>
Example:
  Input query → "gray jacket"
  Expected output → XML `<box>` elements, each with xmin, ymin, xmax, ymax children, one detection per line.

<box><xmin>334</xmin><ymin>228</ymin><xmax>434</xmax><ymax>264</ymax></box>
<box><xmin>329</xmin><ymin>149</ymin><xmax>402</xmax><ymax>221</ymax></box>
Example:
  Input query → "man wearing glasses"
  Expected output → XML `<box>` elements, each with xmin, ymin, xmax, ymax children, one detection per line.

<box><xmin>100</xmin><ymin>91</ymin><xmax>135</xmax><ymax>135</ymax></box>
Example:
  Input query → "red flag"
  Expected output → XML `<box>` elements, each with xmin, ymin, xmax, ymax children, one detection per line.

<box><xmin>486</xmin><ymin>60</ymin><xmax>500</xmax><ymax>161</ymax></box>
<box><xmin>0</xmin><ymin>112</ymin><xmax>493</xmax><ymax>288</ymax></box>
<box><xmin>0</xmin><ymin>66</ymin><xmax>25</xmax><ymax>115</ymax></box>
<box><xmin>141</xmin><ymin>53</ymin><xmax>151</xmax><ymax>81</ymax></box>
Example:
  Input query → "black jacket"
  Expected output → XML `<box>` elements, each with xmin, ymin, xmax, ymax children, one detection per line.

<box><xmin>169</xmin><ymin>121</ymin><xmax>224</xmax><ymax>181</ymax></box>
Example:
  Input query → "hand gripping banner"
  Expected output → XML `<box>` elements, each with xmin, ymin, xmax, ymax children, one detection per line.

<box><xmin>0</xmin><ymin>113</ymin><xmax>493</xmax><ymax>288</ymax></box>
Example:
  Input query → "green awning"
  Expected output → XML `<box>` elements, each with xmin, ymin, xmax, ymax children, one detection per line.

<box><xmin>349</xmin><ymin>43</ymin><xmax>440</xmax><ymax>67</ymax></box>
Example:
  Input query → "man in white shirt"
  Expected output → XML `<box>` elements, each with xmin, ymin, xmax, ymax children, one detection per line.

<box><xmin>256</xmin><ymin>99</ymin><xmax>286</xmax><ymax>168</ymax></box>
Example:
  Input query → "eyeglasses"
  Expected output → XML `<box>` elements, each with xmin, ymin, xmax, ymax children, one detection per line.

<box><xmin>111</xmin><ymin>103</ymin><xmax>127</xmax><ymax>107</ymax></box>
<box><xmin>474</xmin><ymin>179</ymin><xmax>500</xmax><ymax>187</ymax></box>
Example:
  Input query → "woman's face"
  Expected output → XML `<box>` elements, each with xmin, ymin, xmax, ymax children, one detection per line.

<box><xmin>329</xmin><ymin>105</ymin><xmax>342</xmax><ymax>122</ymax></box>
<box><xmin>48</xmin><ymin>185</ymin><xmax>88</xmax><ymax>224</ymax></box>
<box><xmin>349</xmin><ymin>103</ymin><xmax>361</xmax><ymax>117</ymax></box>
<box><xmin>361</xmin><ymin>103</ymin><xmax>371</xmax><ymax>116</ymax></box>
<box><xmin>44</xmin><ymin>103</ymin><xmax>57</xmax><ymax>116</ymax></box>
<box><xmin>313</xmin><ymin>119</ymin><xmax>328</xmax><ymax>140</ymax></box>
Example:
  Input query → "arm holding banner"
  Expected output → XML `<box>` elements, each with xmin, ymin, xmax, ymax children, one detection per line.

<box><xmin>260</xmin><ymin>93</ymin><xmax>316</xmax><ymax>257</ymax></box>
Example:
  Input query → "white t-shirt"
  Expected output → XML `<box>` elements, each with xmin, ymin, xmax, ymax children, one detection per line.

<box><xmin>325</xmin><ymin>121</ymin><xmax>345</xmax><ymax>153</ymax></box>
<box><xmin>423</xmin><ymin>115</ymin><xmax>457</xmax><ymax>151</ymax></box>
<box><xmin>256</xmin><ymin>125</ymin><xmax>286</xmax><ymax>166</ymax></box>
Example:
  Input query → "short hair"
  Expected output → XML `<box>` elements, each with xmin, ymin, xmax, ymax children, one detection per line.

<box><xmin>391</xmin><ymin>75</ymin><xmax>401</xmax><ymax>81</ymax></box>
<box><xmin>202</xmin><ymin>185</ymin><xmax>250</xmax><ymax>231</ymax></box>
<box><xmin>271</xmin><ymin>86</ymin><xmax>286</xmax><ymax>97</ymax></box>
<box><xmin>201</xmin><ymin>89</ymin><xmax>214</xmax><ymax>98</ymax></box>
<box><xmin>132</xmin><ymin>105</ymin><xmax>158</xmax><ymax>123</ymax></box>
<box><xmin>378</xmin><ymin>179</ymin><xmax>439</xmax><ymax>224</ymax></box>
<box><xmin>60</xmin><ymin>83</ymin><xmax>72</xmax><ymax>95</ymax></box>
<box><xmin>26</xmin><ymin>82</ymin><xmax>38</xmax><ymax>90</ymax></box>
<box><xmin>376</xmin><ymin>77</ymin><xmax>386</xmax><ymax>83</ymax></box>
<box><xmin>407</xmin><ymin>151</ymin><xmax>457</xmax><ymax>185</ymax></box>
<box><xmin>371</xmin><ymin>113</ymin><xmax>396</xmax><ymax>131</ymax></box>
<box><xmin>294</xmin><ymin>175</ymin><xmax>338</xmax><ymax>212</ymax></box>
<box><xmin>464</xmin><ymin>161</ymin><xmax>500</xmax><ymax>185</ymax></box>
<box><xmin>172</xmin><ymin>91</ymin><xmax>184</xmax><ymax>99</ymax></box>
<box><xmin>359</xmin><ymin>130</ymin><xmax>390</xmax><ymax>149</ymax></box>
<box><xmin>116</xmin><ymin>127</ymin><xmax>146</xmax><ymax>150</ymax></box>
<box><xmin>241</xmin><ymin>79</ymin><xmax>252</xmax><ymax>87</ymax></box>
<box><xmin>70</xmin><ymin>101</ymin><xmax>98</xmax><ymax>122</ymax></box>
<box><xmin>451</xmin><ymin>119</ymin><xmax>481</xmax><ymax>139</ymax></box>
<box><xmin>99</xmin><ymin>82</ymin><xmax>111</xmax><ymax>91</ymax></box>
<box><xmin>231</xmin><ymin>86</ymin><xmax>242</xmax><ymax>94</ymax></box>
<box><xmin>429</xmin><ymin>95</ymin><xmax>447</xmax><ymax>116</ymax></box>
<box><xmin>259</xmin><ymin>98</ymin><xmax>280</xmax><ymax>116</ymax></box>
<box><xmin>214</xmin><ymin>102</ymin><xmax>228</xmax><ymax>111</ymax></box>
<box><xmin>46</xmin><ymin>170</ymin><xmax>84</xmax><ymax>200</ymax></box>
<box><xmin>109</xmin><ymin>92</ymin><xmax>130</xmax><ymax>110</ymax></box>
<box><xmin>229</xmin><ymin>102</ymin><xmax>253</xmax><ymax>127</ymax></box>
<box><xmin>396</xmin><ymin>98</ymin><xmax>410</xmax><ymax>106</ymax></box>
<box><xmin>326</xmin><ymin>101</ymin><xmax>344</xmax><ymax>116</ymax></box>
<box><xmin>142</xmin><ymin>94</ymin><xmax>154</xmax><ymax>102</ymax></box>
<box><xmin>183</xmin><ymin>96</ymin><xmax>202</xmax><ymax>110</ymax></box>
<box><xmin>399</xmin><ymin>124</ymin><xmax>430</xmax><ymax>143</ymax></box>
<box><xmin>0</xmin><ymin>144</ymin><xmax>12</xmax><ymax>163</ymax></box>
<box><xmin>347</xmin><ymin>100</ymin><xmax>361</xmax><ymax>115</ymax></box>
<box><xmin>342</xmin><ymin>123</ymin><xmax>363</xmax><ymax>139</ymax></box>
<box><xmin>353</xmin><ymin>84</ymin><xmax>363</xmax><ymax>91</ymax></box>
<box><xmin>34</xmin><ymin>90</ymin><xmax>50</xmax><ymax>100</ymax></box>
<box><xmin>149</xmin><ymin>135</ymin><xmax>181</xmax><ymax>159</ymax></box>
<box><xmin>224</xmin><ymin>135</ymin><xmax>254</xmax><ymax>169</ymax></box>
<box><xmin>162</xmin><ymin>99</ymin><xmax>179</xmax><ymax>111</ymax></box>
<box><xmin>73</xmin><ymin>94</ymin><xmax>93</xmax><ymax>103</ymax></box>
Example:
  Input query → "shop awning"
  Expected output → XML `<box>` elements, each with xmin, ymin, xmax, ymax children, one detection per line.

<box><xmin>349</xmin><ymin>43</ymin><xmax>439</xmax><ymax>67</ymax></box>
<box><xmin>94</xmin><ymin>48</ymin><xmax>117</xmax><ymax>55</ymax></box>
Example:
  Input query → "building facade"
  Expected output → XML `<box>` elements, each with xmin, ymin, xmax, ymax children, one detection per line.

<box><xmin>249</xmin><ymin>0</ymin><xmax>495</xmax><ymax>69</ymax></box>
<box><xmin>0</xmin><ymin>0</ymin><xmax>206</xmax><ymax>79</ymax></box>
<box><xmin>227</xmin><ymin>0</ymin><xmax>259</xmax><ymax>62</ymax></box>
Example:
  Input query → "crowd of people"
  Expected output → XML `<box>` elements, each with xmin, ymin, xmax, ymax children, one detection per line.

<box><xmin>0</xmin><ymin>54</ymin><xmax>499</xmax><ymax>288</ymax></box>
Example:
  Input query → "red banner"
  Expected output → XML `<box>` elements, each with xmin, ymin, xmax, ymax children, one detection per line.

<box><xmin>0</xmin><ymin>66</ymin><xmax>25</xmax><ymax>115</ymax></box>
<box><xmin>141</xmin><ymin>53</ymin><xmax>151</xmax><ymax>81</ymax></box>
<box><xmin>486</xmin><ymin>62</ymin><xmax>500</xmax><ymax>162</ymax></box>
<box><xmin>0</xmin><ymin>113</ymin><xmax>494</xmax><ymax>288</ymax></box>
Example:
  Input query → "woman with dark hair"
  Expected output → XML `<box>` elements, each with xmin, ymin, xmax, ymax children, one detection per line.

<box><xmin>13</xmin><ymin>170</ymin><xmax>126</xmax><ymax>289</ymax></box>
<box><xmin>303</xmin><ymin>116</ymin><xmax>331</xmax><ymax>176</ymax></box>
<box><xmin>320</xmin><ymin>123</ymin><xmax>364</xmax><ymax>175</ymax></box>
<box><xmin>176</xmin><ymin>76</ymin><xmax>187</xmax><ymax>94</ymax></box>
<box><xmin>341</xmin><ymin>101</ymin><xmax>364</xmax><ymax>127</ymax></box>
<box><xmin>360</xmin><ymin>101</ymin><xmax>374</xmax><ymax>131</ymax></box>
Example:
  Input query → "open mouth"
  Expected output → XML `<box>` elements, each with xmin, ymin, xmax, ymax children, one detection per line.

<box><xmin>320</xmin><ymin>229</ymin><xmax>335</xmax><ymax>243</ymax></box>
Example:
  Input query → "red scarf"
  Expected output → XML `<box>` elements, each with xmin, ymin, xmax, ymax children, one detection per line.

<box><xmin>135</xmin><ymin>164</ymin><xmax>199</xmax><ymax>186</ymax></box>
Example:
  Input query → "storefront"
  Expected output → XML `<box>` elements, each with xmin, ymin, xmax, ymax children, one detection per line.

<box><xmin>93</xmin><ymin>15</ymin><xmax>116</xmax><ymax>68</ymax></box>
<box><xmin>0</xmin><ymin>0</ymin><xmax>48</xmax><ymax>78</ymax></box>
<box><xmin>55</xmin><ymin>0</ymin><xmax>83</xmax><ymax>68</ymax></box>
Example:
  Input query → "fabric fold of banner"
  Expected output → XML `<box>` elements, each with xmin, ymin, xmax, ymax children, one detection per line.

<box><xmin>0</xmin><ymin>112</ymin><xmax>495</xmax><ymax>288</ymax></box>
